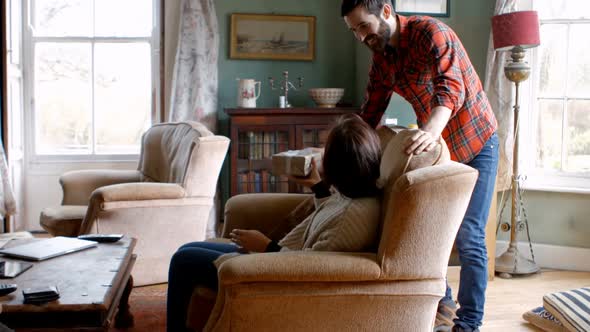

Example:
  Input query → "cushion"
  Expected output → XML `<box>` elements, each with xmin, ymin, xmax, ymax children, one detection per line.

<box><xmin>543</xmin><ymin>287</ymin><xmax>590</xmax><ymax>332</ymax></box>
<box><xmin>39</xmin><ymin>205</ymin><xmax>88</xmax><ymax>237</ymax></box>
<box><xmin>138</xmin><ymin>121</ymin><xmax>210</xmax><ymax>184</ymax></box>
<box><xmin>376</xmin><ymin>126</ymin><xmax>450</xmax><ymax>189</ymax></box>
<box><xmin>522</xmin><ymin>306</ymin><xmax>568</xmax><ymax>332</ymax></box>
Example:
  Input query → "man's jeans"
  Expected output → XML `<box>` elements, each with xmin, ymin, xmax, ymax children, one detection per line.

<box><xmin>442</xmin><ymin>133</ymin><xmax>499</xmax><ymax>331</ymax></box>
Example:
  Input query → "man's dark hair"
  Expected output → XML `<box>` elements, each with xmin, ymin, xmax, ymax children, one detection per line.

<box><xmin>323</xmin><ymin>114</ymin><xmax>381</xmax><ymax>198</ymax></box>
<box><xmin>341</xmin><ymin>0</ymin><xmax>393</xmax><ymax>17</ymax></box>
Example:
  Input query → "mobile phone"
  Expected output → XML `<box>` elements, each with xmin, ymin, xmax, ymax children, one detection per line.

<box><xmin>0</xmin><ymin>261</ymin><xmax>34</xmax><ymax>278</ymax></box>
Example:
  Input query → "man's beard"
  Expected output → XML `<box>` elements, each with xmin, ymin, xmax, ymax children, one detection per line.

<box><xmin>364</xmin><ymin>17</ymin><xmax>391</xmax><ymax>53</ymax></box>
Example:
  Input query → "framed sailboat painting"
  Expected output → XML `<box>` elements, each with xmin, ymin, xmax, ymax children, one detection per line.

<box><xmin>393</xmin><ymin>0</ymin><xmax>450</xmax><ymax>17</ymax></box>
<box><xmin>230</xmin><ymin>14</ymin><xmax>316</xmax><ymax>61</ymax></box>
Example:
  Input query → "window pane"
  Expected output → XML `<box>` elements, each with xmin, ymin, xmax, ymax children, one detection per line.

<box><xmin>566</xmin><ymin>24</ymin><xmax>590</xmax><ymax>97</ymax></box>
<box><xmin>536</xmin><ymin>100</ymin><xmax>563</xmax><ymax>170</ymax></box>
<box><xmin>94</xmin><ymin>43</ymin><xmax>151</xmax><ymax>154</ymax></box>
<box><xmin>32</xmin><ymin>0</ymin><xmax>92</xmax><ymax>37</ymax></box>
<box><xmin>566</xmin><ymin>100</ymin><xmax>590</xmax><ymax>172</ymax></box>
<box><xmin>538</xmin><ymin>24</ymin><xmax>567</xmax><ymax>97</ymax></box>
<box><xmin>35</xmin><ymin>43</ymin><xmax>91</xmax><ymax>154</ymax></box>
<box><xmin>535</xmin><ymin>0</ymin><xmax>590</xmax><ymax>20</ymax></box>
<box><xmin>95</xmin><ymin>0</ymin><xmax>153</xmax><ymax>37</ymax></box>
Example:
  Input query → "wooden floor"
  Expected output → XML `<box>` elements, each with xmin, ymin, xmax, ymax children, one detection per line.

<box><xmin>447</xmin><ymin>266</ymin><xmax>590</xmax><ymax>331</ymax></box>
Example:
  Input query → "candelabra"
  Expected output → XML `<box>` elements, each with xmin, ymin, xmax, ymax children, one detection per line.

<box><xmin>268</xmin><ymin>71</ymin><xmax>304</xmax><ymax>108</ymax></box>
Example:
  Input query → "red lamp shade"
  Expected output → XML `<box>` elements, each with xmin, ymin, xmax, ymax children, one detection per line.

<box><xmin>492</xmin><ymin>11</ymin><xmax>540</xmax><ymax>51</ymax></box>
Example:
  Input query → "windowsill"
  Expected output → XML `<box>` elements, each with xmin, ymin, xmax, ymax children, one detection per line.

<box><xmin>29</xmin><ymin>155</ymin><xmax>140</xmax><ymax>165</ymax></box>
<box><xmin>521</xmin><ymin>182</ymin><xmax>590</xmax><ymax>195</ymax></box>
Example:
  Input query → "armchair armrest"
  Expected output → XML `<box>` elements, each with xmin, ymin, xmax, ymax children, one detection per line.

<box><xmin>217</xmin><ymin>251</ymin><xmax>381</xmax><ymax>284</ymax></box>
<box><xmin>60</xmin><ymin>169</ymin><xmax>142</xmax><ymax>205</ymax></box>
<box><xmin>222</xmin><ymin>193</ymin><xmax>310</xmax><ymax>237</ymax></box>
<box><xmin>91</xmin><ymin>182</ymin><xmax>186</xmax><ymax>203</ymax></box>
<box><xmin>79</xmin><ymin>183</ymin><xmax>191</xmax><ymax>235</ymax></box>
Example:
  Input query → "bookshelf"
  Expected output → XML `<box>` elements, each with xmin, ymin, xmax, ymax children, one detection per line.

<box><xmin>226</xmin><ymin>107</ymin><xmax>360</xmax><ymax>196</ymax></box>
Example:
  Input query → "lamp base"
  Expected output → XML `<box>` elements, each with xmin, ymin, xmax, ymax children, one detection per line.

<box><xmin>495</xmin><ymin>247</ymin><xmax>540</xmax><ymax>279</ymax></box>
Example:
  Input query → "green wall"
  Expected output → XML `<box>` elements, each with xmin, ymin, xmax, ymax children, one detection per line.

<box><xmin>215</xmin><ymin>0</ymin><xmax>590</xmax><ymax>249</ymax></box>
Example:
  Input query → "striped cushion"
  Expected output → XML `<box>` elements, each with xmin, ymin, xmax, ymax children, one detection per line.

<box><xmin>543</xmin><ymin>287</ymin><xmax>590</xmax><ymax>332</ymax></box>
<box><xmin>522</xmin><ymin>306</ymin><xmax>568</xmax><ymax>332</ymax></box>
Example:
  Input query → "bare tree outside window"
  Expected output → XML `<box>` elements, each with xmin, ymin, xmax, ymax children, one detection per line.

<box><xmin>30</xmin><ymin>0</ymin><xmax>156</xmax><ymax>156</ymax></box>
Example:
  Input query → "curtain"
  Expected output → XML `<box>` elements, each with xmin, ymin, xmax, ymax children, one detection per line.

<box><xmin>168</xmin><ymin>0</ymin><xmax>221</xmax><ymax>238</ymax></box>
<box><xmin>168</xmin><ymin>0</ymin><xmax>219</xmax><ymax>133</ymax></box>
<box><xmin>484</xmin><ymin>0</ymin><xmax>519</xmax><ymax>191</ymax></box>
<box><xmin>0</xmin><ymin>141</ymin><xmax>16</xmax><ymax>222</ymax></box>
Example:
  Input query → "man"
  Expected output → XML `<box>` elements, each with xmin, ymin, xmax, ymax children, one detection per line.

<box><xmin>341</xmin><ymin>1</ymin><xmax>499</xmax><ymax>331</ymax></box>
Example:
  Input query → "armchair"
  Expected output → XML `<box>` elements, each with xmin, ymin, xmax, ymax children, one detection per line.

<box><xmin>40</xmin><ymin>121</ymin><xmax>229</xmax><ymax>285</ymax></box>
<box><xmin>186</xmin><ymin>129</ymin><xmax>478</xmax><ymax>331</ymax></box>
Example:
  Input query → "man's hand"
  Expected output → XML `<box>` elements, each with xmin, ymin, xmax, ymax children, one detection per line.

<box><xmin>229</xmin><ymin>229</ymin><xmax>272</xmax><ymax>253</ymax></box>
<box><xmin>404</xmin><ymin>129</ymin><xmax>439</xmax><ymax>155</ymax></box>
<box><xmin>288</xmin><ymin>159</ymin><xmax>322</xmax><ymax>189</ymax></box>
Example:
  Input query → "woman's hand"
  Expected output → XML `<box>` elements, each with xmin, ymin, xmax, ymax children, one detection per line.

<box><xmin>229</xmin><ymin>229</ymin><xmax>272</xmax><ymax>253</ymax></box>
<box><xmin>288</xmin><ymin>158</ymin><xmax>321</xmax><ymax>189</ymax></box>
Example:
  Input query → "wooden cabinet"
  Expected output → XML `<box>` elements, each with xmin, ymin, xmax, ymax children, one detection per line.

<box><xmin>226</xmin><ymin>107</ymin><xmax>359</xmax><ymax>197</ymax></box>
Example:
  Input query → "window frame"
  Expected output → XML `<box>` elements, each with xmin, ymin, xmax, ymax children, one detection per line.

<box><xmin>22</xmin><ymin>0</ymin><xmax>161</xmax><ymax>163</ymax></box>
<box><xmin>522</xmin><ymin>16</ymin><xmax>590</xmax><ymax>194</ymax></box>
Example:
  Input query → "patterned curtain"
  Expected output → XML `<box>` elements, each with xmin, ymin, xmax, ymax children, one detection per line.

<box><xmin>168</xmin><ymin>0</ymin><xmax>221</xmax><ymax>238</ymax></box>
<box><xmin>169</xmin><ymin>0</ymin><xmax>219</xmax><ymax>133</ymax></box>
<box><xmin>484</xmin><ymin>0</ymin><xmax>519</xmax><ymax>191</ymax></box>
<box><xmin>0</xmin><ymin>141</ymin><xmax>16</xmax><ymax>221</ymax></box>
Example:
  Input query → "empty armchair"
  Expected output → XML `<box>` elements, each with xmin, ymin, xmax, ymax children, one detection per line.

<box><xmin>186</xmin><ymin>128</ymin><xmax>478</xmax><ymax>331</ymax></box>
<box><xmin>40</xmin><ymin>121</ymin><xmax>230</xmax><ymax>285</ymax></box>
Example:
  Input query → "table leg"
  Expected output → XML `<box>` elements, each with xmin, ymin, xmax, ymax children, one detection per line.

<box><xmin>114</xmin><ymin>275</ymin><xmax>134</xmax><ymax>328</ymax></box>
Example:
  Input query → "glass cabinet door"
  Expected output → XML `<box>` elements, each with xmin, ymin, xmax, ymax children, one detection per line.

<box><xmin>235</xmin><ymin>127</ymin><xmax>291</xmax><ymax>195</ymax></box>
<box><xmin>297</xmin><ymin>125</ymin><xmax>330</xmax><ymax>149</ymax></box>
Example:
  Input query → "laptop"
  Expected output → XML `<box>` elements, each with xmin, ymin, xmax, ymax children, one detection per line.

<box><xmin>0</xmin><ymin>236</ymin><xmax>98</xmax><ymax>261</ymax></box>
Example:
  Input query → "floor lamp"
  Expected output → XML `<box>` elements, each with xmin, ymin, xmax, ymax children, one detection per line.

<box><xmin>491</xmin><ymin>11</ymin><xmax>541</xmax><ymax>277</ymax></box>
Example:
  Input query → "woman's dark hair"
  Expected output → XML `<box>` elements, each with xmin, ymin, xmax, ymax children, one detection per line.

<box><xmin>322</xmin><ymin>114</ymin><xmax>381</xmax><ymax>198</ymax></box>
<box><xmin>341</xmin><ymin>0</ymin><xmax>393</xmax><ymax>17</ymax></box>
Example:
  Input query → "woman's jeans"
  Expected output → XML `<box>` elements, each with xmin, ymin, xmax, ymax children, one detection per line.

<box><xmin>166</xmin><ymin>242</ymin><xmax>240</xmax><ymax>332</ymax></box>
<box><xmin>442</xmin><ymin>133</ymin><xmax>499</xmax><ymax>330</ymax></box>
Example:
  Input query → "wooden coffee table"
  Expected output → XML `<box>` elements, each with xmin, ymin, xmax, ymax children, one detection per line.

<box><xmin>0</xmin><ymin>236</ymin><xmax>137</xmax><ymax>330</ymax></box>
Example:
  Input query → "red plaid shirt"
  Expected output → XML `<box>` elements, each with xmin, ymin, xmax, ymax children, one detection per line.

<box><xmin>362</xmin><ymin>15</ymin><xmax>497</xmax><ymax>163</ymax></box>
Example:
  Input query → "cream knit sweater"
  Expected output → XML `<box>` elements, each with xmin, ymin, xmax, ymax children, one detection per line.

<box><xmin>278</xmin><ymin>192</ymin><xmax>381</xmax><ymax>252</ymax></box>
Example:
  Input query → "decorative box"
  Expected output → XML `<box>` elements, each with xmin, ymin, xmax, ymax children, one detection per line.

<box><xmin>271</xmin><ymin>148</ymin><xmax>323</xmax><ymax>177</ymax></box>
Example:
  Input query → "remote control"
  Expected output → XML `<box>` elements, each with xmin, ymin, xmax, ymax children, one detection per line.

<box><xmin>77</xmin><ymin>234</ymin><xmax>124</xmax><ymax>243</ymax></box>
<box><xmin>0</xmin><ymin>284</ymin><xmax>18</xmax><ymax>296</ymax></box>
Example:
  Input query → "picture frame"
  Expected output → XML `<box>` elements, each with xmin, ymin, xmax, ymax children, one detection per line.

<box><xmin>230</xmin><ymin>14</ymin><xmax>316</xmax><ymax>61</ymax></box>
<box><xmin>393</xmin><ymin>0</ymin><xmax>450</xmax><ymax>17</ymax></box>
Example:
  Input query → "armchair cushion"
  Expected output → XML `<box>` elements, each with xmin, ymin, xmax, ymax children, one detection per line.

<box><xmin>377</xmin><ymin>127</ymin><xmax>450</xmax><ymax>190</ymax></box>
<box><xmin>138</xmin><ymin>121</ymin><xmax>210</xmax><ymax>184</ymax></box>
<box><xmin>40</xmin><ymin>205</ymin><xmax>88</xmax><ymax>237</ymax></box>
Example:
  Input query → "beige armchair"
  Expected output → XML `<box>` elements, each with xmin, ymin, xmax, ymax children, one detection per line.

<box><xmin>186</xmin><ymin>129</ymin><xmax>478</xmax><ymax>331</ymax></box>
<box><xmin>40</xmin><ymin>121</ymin><xmax>230</xmax><ymax>286</ymax></box>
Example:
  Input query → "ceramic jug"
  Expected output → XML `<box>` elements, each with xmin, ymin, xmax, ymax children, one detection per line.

<box><xmin>236</xmin><ymin>78</ymin><xmax>261</xmax><ymax>108</ymax></box>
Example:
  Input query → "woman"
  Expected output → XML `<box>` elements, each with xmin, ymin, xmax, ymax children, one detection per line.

<box><xmin>167</xmin><ymin>114</ymin><xmax>382</xmax><ymax>331</ymax></box>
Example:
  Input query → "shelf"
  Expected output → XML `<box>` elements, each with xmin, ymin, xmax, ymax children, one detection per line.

<box><xmin>226</xmin><ymin>107</ymin><xmax>360</xmax><ymax>116</ymax></box>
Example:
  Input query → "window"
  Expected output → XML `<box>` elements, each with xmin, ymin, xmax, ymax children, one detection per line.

<box><xmin>25</xmin><ymin>0</ymin><xmax>160</xmax><ymax>158</ymax></box>
<box><xmin>524</xmin><ymin>1</ymin><xmax>590</xmax><ymax>191</ymax></box>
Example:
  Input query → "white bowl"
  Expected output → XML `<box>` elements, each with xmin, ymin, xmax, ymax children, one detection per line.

<box><xmin>309</xmin><ymin>88</ymin><xmax>345</xmax><ymax>108</ymax></box>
